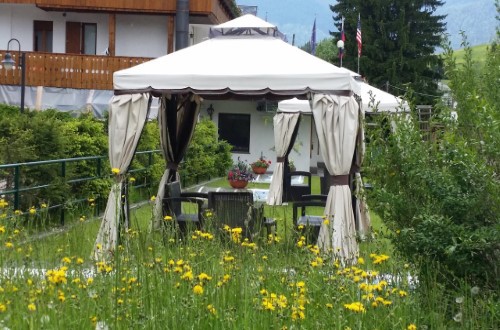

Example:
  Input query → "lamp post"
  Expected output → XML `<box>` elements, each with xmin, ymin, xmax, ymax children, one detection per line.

<box><xmin>206</xmin><ymin>104</ymin><xmax>214</xmax><ymax>120</ymax></box>
<box><xmin>1</xmin><ymin>38</ymin><xmax>25</xmax><ymax>113</ymax></box>
<box><xmin>336</xmin><ymin>39</ymin><xmax>344</xmax><ymax>68</ymax></box>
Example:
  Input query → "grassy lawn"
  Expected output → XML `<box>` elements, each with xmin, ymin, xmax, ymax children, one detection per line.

<box><xmin>0</xmin><ymin>177</ymin><xmax>494</xmax><ymax>329</ymax></box>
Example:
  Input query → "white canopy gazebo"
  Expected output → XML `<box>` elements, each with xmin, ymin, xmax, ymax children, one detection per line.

<box><xmin>94</xmin><ymin>14</ymin><xmax>362</xmax><ymax>263</ymax></box>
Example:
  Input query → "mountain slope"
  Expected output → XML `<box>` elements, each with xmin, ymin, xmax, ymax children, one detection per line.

<box><xmin>236</xmin><ymin>0</ymin><xmax>497</xmax><ymax>49</ymax></box>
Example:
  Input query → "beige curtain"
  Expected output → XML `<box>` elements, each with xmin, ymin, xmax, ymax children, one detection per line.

<box><xmin>153</xmin><ymin>94</ymin><xmax>201</xmax><ymax>228</ymax></box>
<box><xmin>267</xmin><ymin>112</ymin><xmax>301</xmax><ymax>205</ymax></box>
<box><xmin>354</xmin><ymin>105</ymin><xmax>372</xmax><ymax>238</ymax></box>
<box><xmin>93</xmin><ymin>94</ymin><xmax>149</xmax><ymax>260</ymax></box>
<box><xmin>312</xmin><ymin>94</ymin><xmax>359</xmax><ymax>263</ymax></box>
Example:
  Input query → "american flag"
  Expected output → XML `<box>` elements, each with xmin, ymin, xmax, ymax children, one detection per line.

<box><xmin>356</xmin><ymin>14</ymin><xmax>362</xmax><ymax>57</ymax></box>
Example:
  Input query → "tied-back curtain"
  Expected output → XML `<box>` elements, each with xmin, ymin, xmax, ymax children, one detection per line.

<box><xmin>93</xmin><ymin>93</ymin><xmax>149</xmax><ymax>260</ymax></box>
<box><xmin>311</xmin><ymin>94</ymin><xmax>359</xmax><ymax>263</ymax></box>
<box><xmin>354</xmin><ymin>102</ymin><xmax>371</xmax><ymax>237</ymax></box>
<box><xmin>153</xmin><ymin>94</ymin><xmax>201</xmax><ymax>227</ymax></box>
<box><xmin>267</xmin><ymin>112</ymin><xmax>300</xmax><ymax>205</ymax></box>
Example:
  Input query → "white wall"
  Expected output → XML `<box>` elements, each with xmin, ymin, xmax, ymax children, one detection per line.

<box><xmin>201</xmin><ymin>100</ymin><xmax>312</xmax><ymax>173</ymax></box>
<box><xmin>0</xmin><ymin>4</ymin><xmax>109</xmax><ymax>54</ymax></box>
<box><xmin>116</xmin><ymin>14</ymin><xmax>168</xmax><ymax>57</ymax></box>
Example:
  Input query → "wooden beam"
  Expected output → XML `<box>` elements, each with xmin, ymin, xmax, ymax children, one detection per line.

<box><xmin>167</xmin><ymin>15</ymin><xmax>175</xmax><ymax>54</ymax></box>
<box><xmin>108</xmin><ymin>13</ymin><xmax>116</xmax><ymax>56</ymax></box>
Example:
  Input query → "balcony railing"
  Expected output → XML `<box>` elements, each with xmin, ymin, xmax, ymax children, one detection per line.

<box><xmin>0</xmin><ymin>51</ymin><xmax>152</xmax><ymax>90</ymax></box>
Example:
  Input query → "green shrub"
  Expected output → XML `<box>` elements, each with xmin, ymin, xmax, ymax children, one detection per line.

<box><xmin>365</xmin><ymin>37</ymin><xmax>500</xmax><ymax>289</ymax></box>
<box><xmin>182</xmin><ymin>119</ymin><xmax>232</xmax><ymax>186</ymax></box>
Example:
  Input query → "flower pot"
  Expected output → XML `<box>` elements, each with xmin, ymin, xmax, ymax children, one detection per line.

<box><xmin>252</xmin><ymin>166</ymin><xmax>267</xmax><ymax>174</ymax></box>
<box><xmin>228</xmin><ymin>179</ymin><xmax>249</xmax><ymax>189</ymax></box>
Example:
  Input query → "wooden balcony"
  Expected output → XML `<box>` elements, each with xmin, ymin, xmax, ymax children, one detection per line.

<box><xmin>0</xmin><ymin>0</ymin><xmax>239</xmax><ymax>24</ymax></box>
<box><xmin>0</xmin><ymin>51</ymin><xmax>152</xmax><ymax>90</ymax></box>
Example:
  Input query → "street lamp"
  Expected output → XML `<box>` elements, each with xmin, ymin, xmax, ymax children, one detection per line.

<box><xmin>336</xmin><ymin>39</ymin><xmax>344</xmax><ymax>68</ymax></box>
<box><xmin>1</xmin><ymin>38</ymin><xmax>25</xmax><ymax>113</ymax></box>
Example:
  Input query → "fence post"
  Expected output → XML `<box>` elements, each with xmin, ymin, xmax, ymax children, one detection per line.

<box><xmin>14</xmin><ymin>165</ymin><xmax>20</xmax><ymax>211</ymax></box>
<box><xmin>60</xmin><ymin>161</ymin><xmax>66</xmax><ymax>225</ymax></box>
<box><xmin>96</xmin><ymin>157</ymin><xmax>102</xmax><ymax>216</ymax></box>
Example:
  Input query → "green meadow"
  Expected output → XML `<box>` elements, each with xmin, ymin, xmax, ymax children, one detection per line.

<box><xmin>0</xmin><ymin>177</ymin><xmax>496</xmax><ymax>329</ymax></box>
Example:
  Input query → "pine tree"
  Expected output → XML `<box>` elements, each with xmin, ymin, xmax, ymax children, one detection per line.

<box><xmin>330</xmin><ymin>0</ymin><xmax>446</xmax><ymax>104</ymax></box>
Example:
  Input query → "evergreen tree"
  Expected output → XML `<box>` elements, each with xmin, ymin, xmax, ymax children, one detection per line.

<box><xmin>330</xmin><ymin>0</ymin><xmax>446</xmax><ymax>104</ymax></box>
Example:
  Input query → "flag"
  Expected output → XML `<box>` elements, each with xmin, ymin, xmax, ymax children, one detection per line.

<box><xmin>339</xmin><ymin>17</ymin><xmax>345</xmax><ymax>59</ymax></box>
<box><xmin>310</xmin><ymin>18</ymin><xmax>317</xmax><ymax>55</ymax></box>
<box><xmin>356</xmin><ymin>14</ymin><xmax>362</xmax><ymax>57</ymax></box>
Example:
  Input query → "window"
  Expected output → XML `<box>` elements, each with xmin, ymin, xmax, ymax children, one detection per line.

<box><xmin>218</xmin><ymin>113</ymin><xmax>251</xmax><ymax>153</ymax></box>
<box><xmin>65</xmin><ymin>22</ymin><xmax>97</xmax><ymax>54</ymax></box>
<box><xmin>34</xmin><ymin>21</ymin><xmax>53</xmax><ymax>52</ymax></box>
<box><xmin>82</xmin><ymin>23</ymin><xmax>97</xmax><ymax>55</ymax></box>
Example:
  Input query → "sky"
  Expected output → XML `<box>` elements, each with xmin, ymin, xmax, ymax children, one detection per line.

<box><xmin>236</xmin><ymin>0</ymin><xmax>335</xmax><ymax>47</ymax></box>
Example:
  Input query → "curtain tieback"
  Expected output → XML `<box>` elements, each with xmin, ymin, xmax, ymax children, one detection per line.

<box><xmin>276</xmin><ymin>157</ymin><xmax>286</xmax><ymax>163</ymax></box>
<box><xmin>350</xmin><ymin>164</ymin><xmax>360</xmax><ymax>174</ymax></box>
<box><xmin>167</xmin><ymin>163</ymin><xmax>179</xmax><ymax>170</ymax></box>
<box><xmin>329</xmin><ymin>175</ymin><xmax>349</xmax><ymax>186</ymax></box>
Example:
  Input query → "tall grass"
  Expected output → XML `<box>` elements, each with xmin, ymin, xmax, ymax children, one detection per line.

<box><xmin>0</xmin><ymin>190</ymin><xmax>496</xmax><ymax>329</ymax></box>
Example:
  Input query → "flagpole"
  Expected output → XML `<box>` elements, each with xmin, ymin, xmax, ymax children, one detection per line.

<box><xmin>356</xmin><ymin>13</ymin><xmax>362</xmax><ymax>74</ymax></box>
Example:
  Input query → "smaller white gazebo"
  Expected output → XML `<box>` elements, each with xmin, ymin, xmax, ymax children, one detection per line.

<box><xmin>278</xmin><ymin>71</ymin><xmax>409</xmax><ymax>114</ymax></box>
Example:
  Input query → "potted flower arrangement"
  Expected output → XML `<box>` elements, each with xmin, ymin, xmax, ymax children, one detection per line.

<box><xmin>227</xmin><ymin>159</ymin><xmax>254</xmax><ymax>189</ymax></box>
<box><xmin>250</xmin><ymin>155</ymin><xmax>271</xmax><ymax>174</ymax></box>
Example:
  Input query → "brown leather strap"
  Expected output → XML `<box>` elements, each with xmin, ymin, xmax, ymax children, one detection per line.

<box><xmin>167</xmin><ymin>163</ymin><xmax>179</xmax><ymax>170</ymax></box>
<box><xmin>276</xmin><ymin>157</ymin><xmax>286</xmax><ymax>163</ymax></box>
<box><xmin>330</xmin><ymin>175</ymin><xmax>349</xmax><ymax>186</ymax></box>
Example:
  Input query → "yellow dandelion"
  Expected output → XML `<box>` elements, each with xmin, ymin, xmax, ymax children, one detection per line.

<box><xmin>150</xmin><ymin>195</ymin><xmax>156</xmax><ymax>202</ymax></box>
<box><xmin>28</xmin><ymin>303</ymin><xmax>36</xmax><ymax>311</ymax></box>
<box><xmin>322</xmin><ymin>216</ymin><xmax>330</xmax><ymax>225</ymax></box>
<box><xmin>325</xmin><ymin>303</ymin><xmax>333</xmax><ymax>309</ymax></box>
<box><xmin>111</xmin><ymin>168</ymin><xmax>120</xmax><ymax>175</ymax></box>
<box><xmin>5</xmin><ymin>242</ymin><xmax>13</xmax><ymax>249</ymax></box>
<box><xmin>0</xmin><ymin>199</ymin><xmax>8</xmax><ymax>208</ymax></box>
<box><xmin>407</xmin><ymin>324</ymin><xmax>417</xmax><ymax>330</ymax></box>
<box><xmin>343</xmin><ymin>302</ymin><xmax>365</xmax><ymax>313</ymax></box>
<box><xmin>0</xmin><ymin>226</ymin><xmax>5</xmax><ymax>234</ymax></box>
<box><xmin>181</xmin><ymin>271</ymin><xmax>193</xmax><ymax>281</ymax></box>
<box><xmin>0</xmin><ymin>303</ymin><xmax>7</xmax><ymax>312</ymax></box>
<box><xmin>193</xmin><ymin>284</ymin><xmax>204</xmax><ymax>295</ymax></box>
<box><xmin>29</xmin><ymin>207</ymin><xmax>36</xmax><ymax>215</ymax></box>
<box><xmin>163</xmin><ymin>215</ymin><xmax>173</xmax><ymax>221</ymax></box>
<box><xmin>198</xmin><ymin>273</ymin><xmax>212</xmax><ymax>281</ymax></box>
<box><xmin>207</xmin><ymin>304</ymin><xmax>217</xmax><ymax>315</ymax></box>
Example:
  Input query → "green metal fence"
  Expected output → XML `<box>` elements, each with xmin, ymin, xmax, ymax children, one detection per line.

<box><xmin>0</xmin><ymin>150</ymin><xmax>161</xmax><ymax>225</ymax></box>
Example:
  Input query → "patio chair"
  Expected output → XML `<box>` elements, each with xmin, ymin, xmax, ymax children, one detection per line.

<box><xmin>292</xmin><ymin>197</ymin><xmax>327</xmax><ymax>244</ymax></box>
<box><xmin>287</xmin><ymin>171</ymin><xmax>312</xmax><ymax>202</ymax></box>
<box><xmin>162</xmin><ymin>181</ymin><xmax>208</xmax><ymax>233</ymax></box>
<box><xmin>207</xmin><ymin>191</ymin><xmax>276</xmax><ymax>240</ymax></box>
